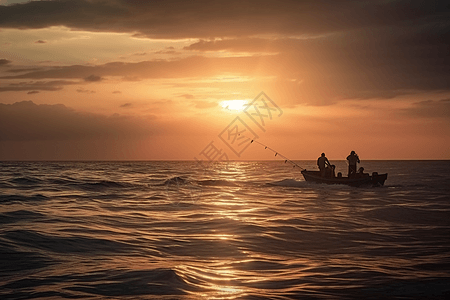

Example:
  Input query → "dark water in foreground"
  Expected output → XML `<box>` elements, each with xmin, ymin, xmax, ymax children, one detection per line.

<box><xmin>1</xmin><ymin>160</ymin><xmax>449</xmax><ymax>299</ymax></box>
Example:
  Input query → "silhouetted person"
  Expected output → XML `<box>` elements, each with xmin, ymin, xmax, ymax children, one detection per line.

<box><xmin>347</xmin><ymin>151</ymin><xmax>360</xmax><ymax>178</ymax></box>
<box><xmin>357</xmin><ymin>167</ymin><xmax>369</xmax><ymax>178</ymax></box>
<box><xmin>330</xmin><ymin>165</ymin><xmax>336</xmax><ymax>178</ymax></box>
<box><xmin>324</xmin><ymin>164</ymin><xmax>336</xmax><ymax>178</ymax></box>
<box><xmin>317</xmin><ymin>153</ymin><xmax>330</xmax><ymax>177</ymax></box>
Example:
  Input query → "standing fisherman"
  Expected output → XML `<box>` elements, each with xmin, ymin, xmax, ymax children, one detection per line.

<box><xmin>346</xmin><ymin>151</ymin><xmax>360</xmax><ymax>178</ymax></box>
<box><xmin>317</xmin><ymin>153</ymin><xmax>330</xmax><ymax>177</ymax></box>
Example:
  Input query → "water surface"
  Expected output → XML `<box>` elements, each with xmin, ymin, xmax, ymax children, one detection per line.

<box><xmin>1</xmin><ymin>160</ymin><xmax>449</xmax><ymax>299</ymax></box>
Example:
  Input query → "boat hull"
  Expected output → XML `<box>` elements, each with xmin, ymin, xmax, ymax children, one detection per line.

<box><xmin>301</xmin><ymin>170</ymin><xmax>387</xmax><ymax>187</ymax></box>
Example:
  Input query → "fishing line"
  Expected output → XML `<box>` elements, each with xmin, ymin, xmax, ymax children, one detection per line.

<box><xmin>240</xmin><ymin>135</ymin><xmax>305</xmax><ymax>171</ymax></box>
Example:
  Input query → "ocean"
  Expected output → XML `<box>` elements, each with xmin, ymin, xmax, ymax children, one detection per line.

<box><xmin>1</xmin><ymin>160</ymin><xmax>449</xmax><ymax>299</ymax></box>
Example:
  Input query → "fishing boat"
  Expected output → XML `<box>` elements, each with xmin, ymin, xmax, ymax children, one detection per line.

<box><xmin>246</xmin><ymin>139</ymin><xmax>387</xmax><ymax>187</ymax></box>
<box><xmin>301</xmin><ymin>170</ymin><xmax>387</xmax><ymax>187</ymax></box>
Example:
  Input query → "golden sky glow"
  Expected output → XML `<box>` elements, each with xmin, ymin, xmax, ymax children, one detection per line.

<box><xmin>1</xmin><ymin>0</ymin><xmax>449</xmax><ymax>160</ymax></box>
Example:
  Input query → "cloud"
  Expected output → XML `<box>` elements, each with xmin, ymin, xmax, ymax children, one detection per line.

<box><xmin>154</xmin><ymin>47</ymin><xmax>180</xmax><ymax>55</ymax></box>
<box><xmin>403</xmin><ymin>99</ymin><xmax>450</xmax><ymax>120</ymax></box>
<box><xmin>1</xmin><ymin>21</ymin><xmax>448</xmax><ymax>102</ymax></box>
<box><xmin>34</xmin><ymin>39</ymin><xmax>46</xmax><ymax>43</ymax></box>
<box><xmin>84</xmin><ymin>74</ymin><xmax>102</xmax><ymax>82</ymax></box>
<box><xmin>0</xmin><ymin>58</ymin><xmax>12</xmax><ymax>66</ymax></box>
<box><xmin>5</xmin><ymin>67</ymin><xmax>42</xmax><ymax>73</ymax></box>
<box><xmin>1</xmin><ymin>0</ymin><xmax>449</xmax><ymax>105</ymax></box>
<box><xmin>179</xmin><ymin>94</ymin><xmax>194</xmax><ymax>99</ymax></box>
<box><xmin>112</xmin><ymin>90</ymin><xmax>121</xmax><ymax>94</ymax></box>
<box><xmin>0</xmin><ymin>101</ymin><xmax>157</xmax><ymax>141</ymax></box>
<box><xmin>132</xmin><ymin>52</ymin><xmax>147</xmax><ymax>56</ymax></box>
<box><xmin>0</xmin><ymin>56</ymin><xmax>267</xmax><ymax>80</ymax></box>
<box><xmin>0</xmin><ymin>100</ymin><xmax>194</xmax><ymax>160</ymax></box>
<box><xmin>184</xmin><ymin>38</ymin><xmax>279</xmax><ymax>53</ymax></box>
<box><xmin>0</xmin><ymin>0</ymin><xmax>448</xmax><ymax>39</ymax></box>
<box><xmin>120</xmin><ymin>102</ymin><xmax>132</xmax><ymax>108</ymax></box>
<box><xmin>27</xmin><ymin>90</ymin><xmax>39</xmax><ymax>94</ymax></box>
<box><xmin>0</xmin><ymin>80</ymin><xmax>76</xmax><ymax>92</ymax></box>
<box><xmin>1</xmin><ymin>47</ymin><xmax>449</xmax><ymax>105</ymax></box>
<box><xmin>0</xmin><ymin>100</ymin><xmax>218</xmax><ymax>160</ymax></box>
<box><xmin>76</xmin><ymin>88</ymin><xmax>95</xmax><ymax>93</ymax></box>
<box><xmin>154</xmin><ymin>49</ymin><xmax>179</xmax><ymax>55</ymax></box>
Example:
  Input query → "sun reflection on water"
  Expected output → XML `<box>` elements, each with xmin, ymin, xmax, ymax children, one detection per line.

<box><xmin>177</xmin><ymin>262</ymin><xmax>246</xmax><ymax>299</ymax></box>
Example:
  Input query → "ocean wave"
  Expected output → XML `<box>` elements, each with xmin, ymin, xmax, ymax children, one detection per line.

<box><xmin>10</xmin><ymin>176</ymin><xmax>43</xmax><ymax>185</ymax></box>
<box><xmin>162</xmin><ymin>176</ymin><xmax>189</xmax><ymax>186</ymax></box>
<box><xmin>161</xmin><ymin>177</ymin><xmax>240</xmax><ymax>187</ymax></box>
<box><xmin>47</xmin><ymin>176</ymin><xmax>79</xmax><ymax>186</ymax></box>
<box><xmin>65</xmin><ymin>269</ymin><xmax>190</xmax><ymax>297</ymax></box>
<box><xmin>363</xmin><ymin>206</ymin><xmax>450</xmax><ymax>225</ymax></box>
<box><xmin>0</xmin><ymin>244</ymin><xmax>54</xmax><ymax>275</ymax></box>
<box><xmin>2</xmin><ymin>268</ymin><xmax>190</xmax><ymax>299</ymax></box>
<box><xmin>0</xmin><ymin>210</ymin><xmax>45</xmax><ymax>224</ymax></box>
<box><xmin>0</xmin><ymin>194</ymin><xmax>48</xmax><ymax>203</ymax></box>
<box><xmin>3</xmin><ymin>230</ymin><xmax>138</xmax><ymax>254</ymax></box>
<box><xmin>77</xmin><ymin>180</ymin><xmax>136</xmax><ymax>191</ymax></box>
<box><xmin>197</xmin><ymin>179</ymin><xmax>238</xmax><ymax>187</ymax></box>
<box><xmin>145</xmin><ymin>193</ymin><xmax>167</xmax><ymax>200</ymax></box>
<box><xmin>268</xmin><ymin>178</ymin><xmax>306</xmax><ymax>187</ymax></box>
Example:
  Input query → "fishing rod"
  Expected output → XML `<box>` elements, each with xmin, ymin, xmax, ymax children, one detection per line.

<box><xmin>240</xmin><ymin>135</ymin><xmax>306</xmax><ymax>171</ymax></box>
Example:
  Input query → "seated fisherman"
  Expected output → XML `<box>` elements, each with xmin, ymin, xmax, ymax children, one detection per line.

<box><xmin>357</xmin><ymin>167</ymin><xmax>369</xmax><ymax>178</ymax></box>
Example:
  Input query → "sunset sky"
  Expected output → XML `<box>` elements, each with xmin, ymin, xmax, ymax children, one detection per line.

<box><xmin>1</xmin><ymin>0</ymin><xmax>449</xmax><ymax>160</ymax></box>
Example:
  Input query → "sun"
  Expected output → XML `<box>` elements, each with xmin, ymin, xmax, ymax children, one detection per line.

<box><xmin>220</xmin><ymin>100</ymin><xmax>249</xmax><ymax>112</ymax></box>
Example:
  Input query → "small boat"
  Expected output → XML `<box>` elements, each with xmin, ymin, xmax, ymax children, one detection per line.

<box><xmin>301</xmin><ymin>170</ymin><xmax>387</xmax><ymax>187</ymax></box>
